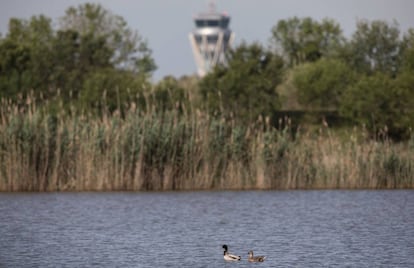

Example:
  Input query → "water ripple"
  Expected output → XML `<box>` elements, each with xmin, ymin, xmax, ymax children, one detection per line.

<box><xmin>0</xmin><ymin>190</ymin><xmax>413</xmax><ymax>267</ymax></box>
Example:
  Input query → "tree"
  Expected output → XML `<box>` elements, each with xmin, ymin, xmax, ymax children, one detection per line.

<box><xmin>79</xmin><ymin>68</ymin><xmax>149</xmax><ymax>113</ymax></box>
<box><xmin>400</xmin><ymin>28</ymin><xmax>414</xmax><ymax>72</ymax></box>
<box><xmin>347</xmin><ymin>20</ymin><xmax>401</xmax><ymax>75</ymax></box>
<box><xmin>48</xmin><ymin>29</ymin><xmax>115</xmax><ymax>100</ymax></box>
<box><xmin>393</xmin><ymin>71</ymin><xmax>414</xmax><ymax>135</ymax></box>
<box><xmin>0</xmin><ymin>16</ymin><xmax>54</xmax><ymax>98</ymax></box>
<box><xmin>152</xmin><ymin>76</ymin><xmax>188</xmax><ymax>113</ymax></box>
<box><xmin>199</xmin><ymin>42</ymin><xmax>284</xmax><ymax>122</ymax></box>
<box><xmin>292</xmin><ymin>58</ymin><xmax>355</xmax><ymax>110</ymax></box>
<box><xmin>59</xmin><ymin>3</ymin><xmax>156</xmax><ymax>74</ymax></box>
<box><xmin>0</xmin><ymin>38</ymin><xmax>31</xmax><ymax>98</ymax></box>
<box><xmin>271</xmin><ymin>17</ymin><xmax>344</xmax><ymax>66</ymax></box>
<box><xmin>26</xmin><ymin>15</ymin><xmax>55</xmax><ymax>92</ymax></box>
<box><xmin>53</xmin><ymin>3</ymin><xmax>156</xmax><ymax>110</ymax></box>
<box><xmin>49</xmin><ymin>30</ymin><xmax>83</xmax><ymax>95</ymax></box>
<box><xmin>340</xmin><ymin>73</ymin><xmax>414</xmax><ymax>139</ymax></box>
<box><xmin>0</xmin><ymin>3</ymin><xmax>156</xmax><ymax>116</ymax></box>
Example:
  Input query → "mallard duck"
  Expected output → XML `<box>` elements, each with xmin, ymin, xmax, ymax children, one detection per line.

<box><xmin>222</xmin><ymin>244</ymin><xmax>241</xmax><ymax>261</ymax></box>
<box><xmin>248</xmin><ymin>250</ymin><xmax>266</xmax><ymax>262</ymax></box>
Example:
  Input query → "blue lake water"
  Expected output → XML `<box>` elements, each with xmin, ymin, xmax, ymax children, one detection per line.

<box><xmin>0</xmin><ymin>190</ymin><xmax>413</xmax><ymax>267</ymax></box>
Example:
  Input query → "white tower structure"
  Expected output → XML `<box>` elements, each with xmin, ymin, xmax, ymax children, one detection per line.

<box><xmin>189</xmin><ymin>2</ymin><xmax>235</xmax><ymax>77</ymax></box>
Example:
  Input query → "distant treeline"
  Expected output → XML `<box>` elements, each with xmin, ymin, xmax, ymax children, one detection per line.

<box><xmin>0</xmin><ymin>3</ymin><xmax>413</xmax><ymax>138</ymax></box>
<box><xmin>1</xmin><ymin>3</ymin><xmax>414</xmax><ymax>191</ymax></box>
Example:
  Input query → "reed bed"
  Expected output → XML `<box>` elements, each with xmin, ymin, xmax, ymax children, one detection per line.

<box><xmin>0</xmin><ymin>97</ymin><xmax>413</xmax><ymax>191</ymax></box>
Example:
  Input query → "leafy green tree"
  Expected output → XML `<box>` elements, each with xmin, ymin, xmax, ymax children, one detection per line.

<box><xmin>177</xmin><ymin>74</ymin><xmax>201</xmax><ymax>108</ymax></box>
<box><xmin>0</xmin><ymin>4</ymin><xmax>155</xmax><ymax>117</ymax></box>
<box><xmin>54</xmin><ymin>3</ymin><xmax>156</xmax><ymax>110</ymax></box>
<box><xmin>400</xmin><ymin>29</ymin><xmax>414</xmax><ymax>72</ymax></box>
<box><xmin>199</xmin><ymin>42</ymin><xmax>284</xmax><ymax>122</ymax></box>
<box><xmin>347</xmin><ymin>20</ymin><xmax>401</xmax><ymax>75</ymax></box>
<box><xmin>0</xmin><ymin>2</ymin><xmax>156</xmax><ymax>114</ymax></box>
<box><xmin>152</xmin><ymin>76</ymin><xmax>188</xmax><ymax>113</ymax></box>
<box><xmin>49</xmin><ymin>29</ymin><xmax>114</xmax><ymax>100</ymax></box>
<box><xmin>59</xmin><ymin>3</ymin><xmax>156</xmax><ymax>74</ymax></box>
<box><xmin>292</xmin><ymin>58</ymin><xmax>355</xmax><ymax>110</ymax></box>
<box><xmin>0</xmin><ymin>38</ymin><xmax>31</xmax><ymax>98</ymax></box>
<box><xmin>340</xmin><ymin>73</ymin><xmax>414</xmax><ymax>139</ymax></box>
<box><xmin>49</xmin><ymin>30</ymin><xmax>83</xmax><ymax>95</ymax></box>
<box><xmin>80</xmin><ymin>68</ymin><xmax>149</xmax><ymax>113</ymax></box>
<box><xmin>271</xmin><ymin>17</ymin><xmax>344</xmax><ymax>66</ymax></box>
<box><xmin>393</xmin><ymin>71</ymin><xmax>414</xmax><ymax>134</ymax></box>
<box><xmin>0</xmin><ymin>16</ymin><xmax>54</xmax><ymax>98</ymax></box>
<box><xmin>26</xmin><ymin>15</ymin><xmax>55</xmax><ymax>92</ymax></box>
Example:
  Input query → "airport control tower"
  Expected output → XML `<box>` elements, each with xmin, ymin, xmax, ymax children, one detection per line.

<box><xmin>189</xmin><ymin>2</ymin><xmax>235</xmax><ymax>77</ymax></box>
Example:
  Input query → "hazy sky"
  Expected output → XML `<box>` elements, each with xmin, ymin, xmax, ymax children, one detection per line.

<box><xmin>1</xmin><ymin>0</ymin><xmax>413</xmax><ymax>81</ymax></box>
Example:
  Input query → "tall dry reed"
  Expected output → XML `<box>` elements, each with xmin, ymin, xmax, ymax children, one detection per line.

<box><xmin>0</xmin><ymin>96</ymin><xmax>413</xmax><ymax>191</ymax></box>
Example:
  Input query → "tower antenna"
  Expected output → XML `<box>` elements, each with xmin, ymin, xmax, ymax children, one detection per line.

<box><xmin>208</xmin><ymin>0</ymin><xmax>216</xmax><ymax>13</ymax></box>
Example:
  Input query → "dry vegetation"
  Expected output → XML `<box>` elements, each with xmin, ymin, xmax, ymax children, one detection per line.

<box><xmin>0</xmin><ymin>95</ymin><xmax>413</xmax><ymax>191</ymax></box>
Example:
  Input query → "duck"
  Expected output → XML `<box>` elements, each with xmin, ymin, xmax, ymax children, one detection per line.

<box><xmin>248</xmin><ymin>250</ymin><xmax>266</xmax><ymax>262</ymax></box>
<box><xmin>222</xmin><ymin>244</ymin><xmax>241</xmax><ymax>261</ymax></box>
